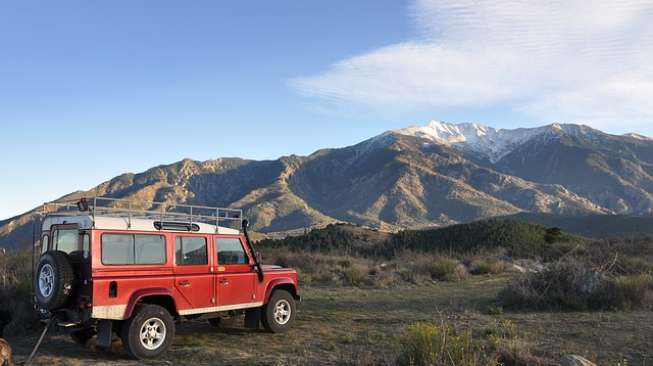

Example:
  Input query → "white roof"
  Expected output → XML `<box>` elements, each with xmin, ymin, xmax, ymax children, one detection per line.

<box><xmin>42</xmin><ymin>215</ymin><xmax>240</xmax><ymax>235</ymax></box>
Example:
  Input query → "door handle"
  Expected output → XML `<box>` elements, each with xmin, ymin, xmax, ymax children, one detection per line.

<box><xmin>219</xmin><ymin>278</ymin><xmax>229</xmax><ymax>285</ymax></box>
<box><xmin>178</xmin><ymin>280</ymin><xmax>191</xmax><ymax>287</ymax></box>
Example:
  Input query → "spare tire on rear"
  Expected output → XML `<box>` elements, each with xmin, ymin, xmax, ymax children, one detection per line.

<box><xmin>35</xmin><ymin>251</ymin><xmax>75</xmax><ymax>310</ymax></box>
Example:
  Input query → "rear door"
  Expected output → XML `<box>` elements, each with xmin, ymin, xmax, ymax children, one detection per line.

<box><xmin>173</xmin><ymin>235</ymin><xmax>214</xmax><ymax>312</ymax></box>
<box><xmin>214</xmin><ymin>236</ymin><xmax>257</xmax><ymax>308</ymax></box>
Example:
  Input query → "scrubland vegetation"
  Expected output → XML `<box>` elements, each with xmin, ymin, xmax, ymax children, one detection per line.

<box><xmin>1</xmin><ymin>220</ymin><xmax>652</xmax><ymax>365</ymax></box>
<box><xmin>0</xmin><ymin>250</ymin><xmax>39</xmax><ymax>337</ymax></box>
<box><xmin>253</xmin><ymin>221</ymin><xmax>653</xmax><ymax>365</ymax></box>
<box><xmin>259</xmin><ymin>221</ymin><xmax>653</xmax><ymax>314</ymax></box>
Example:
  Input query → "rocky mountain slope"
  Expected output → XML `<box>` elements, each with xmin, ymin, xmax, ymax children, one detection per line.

<box><xmin>1</xmin><ymin>120</ymin><xmax>652</xmax><ymax>248</ymax></box>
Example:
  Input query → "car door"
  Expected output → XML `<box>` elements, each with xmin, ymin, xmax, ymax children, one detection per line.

<box><xmin>173</xmin><ymin>235</ymin><xmax>215</xmax><ymax>312</ymax></box>
<box><xmin>215</xmin><ymin>236</ymin><xmax>257</xmax><ymax>308</ymax></box>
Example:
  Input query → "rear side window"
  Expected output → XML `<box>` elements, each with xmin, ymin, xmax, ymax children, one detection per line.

<box><xmin>40</xmin><ymin>234</ymin><xmax>49</xmax><ymax>254</ymax></box>
<box><xmin>54</xmin><ymin>229</ymin><xmax>80</xmax><ymax>254</ymax></box>
<box><xmin>175</xmin><ymin>237</ymin><xmax>208</xmax><ymax>265</ymax></box>
<box><xmin>217</xmin><ymin>238</ymin><xmax>248</xmax><ymax>265</ymax></box>
<box><xmin>101</xmin><ymin>234</ymin><xmax>166</xmax><ymax>265</ymax></box>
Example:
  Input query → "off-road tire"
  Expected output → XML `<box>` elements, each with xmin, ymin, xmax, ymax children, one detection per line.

<box><xmin>261</xmin><ymin>290</ymin><xmax>296</xmax><ymax>333</ymax></box>
<box><xmin>70</xmin><ymin>328</ymin><xmax>95</xmax><ymax>347</ymax></box>
<box><xmin>120</xmin><ymin>304</ymin><xmax>175</xmax><ymax>360</ymax></box>
<box><xmin>35</xmin><ymin>251</ymin><xmax>75</xmax><ymax>310</ymax></box>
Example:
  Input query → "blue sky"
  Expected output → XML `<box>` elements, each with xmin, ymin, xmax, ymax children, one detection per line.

<box><xmin>1</xmin><ymin>0</ymin><xmax>652</xmax><ymax>220</ymax></box>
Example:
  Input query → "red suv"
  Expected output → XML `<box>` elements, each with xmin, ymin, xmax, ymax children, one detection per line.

<box><xmin>33</xmin><ymin>198</ymin><xmax>299</xmax><ymax>359</ymax></box>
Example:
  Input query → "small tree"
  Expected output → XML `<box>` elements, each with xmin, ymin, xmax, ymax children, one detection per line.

<box><xmin>545</xmin><ymin>227</ymin><xmax>563</xmax><ymax>244</ymax></box>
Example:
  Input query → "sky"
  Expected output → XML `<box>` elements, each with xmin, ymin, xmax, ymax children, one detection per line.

<box><xmin>1</xmin><ymin>0</ymin><xmax>653</xmax><ymax>220</ymax></box>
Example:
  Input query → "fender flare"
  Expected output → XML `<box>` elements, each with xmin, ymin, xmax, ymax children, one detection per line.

<box><xmin>263</xmin><ymin>278</ymin><xmax>298</xmax><ymax>304</ymax></box>
<box><xmin>123</xmin><ymin>287</ymin><xmax>177</xmax><ymax>319</ymax></box>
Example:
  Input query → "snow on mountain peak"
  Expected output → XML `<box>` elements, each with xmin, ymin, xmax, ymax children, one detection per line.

<box><xmin>393</xmin><ymin>120</ymin><xmax>559</xmax><ymax>163</ymax></box>
<box><xmin>624</xmin><ymin>133</ymin><xmax>653</xmax><ymax>141</ymax></box>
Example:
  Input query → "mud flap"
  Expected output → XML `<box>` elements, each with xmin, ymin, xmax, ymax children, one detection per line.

<box><xmin>96</xmin><ymin>319</ymin><xmax>113</xmax><ymax>348</ymax></box>
<box><xmin>244</xmin><ymin>308</ymin><xmax>261</xmax><ymax>329</ymax></box>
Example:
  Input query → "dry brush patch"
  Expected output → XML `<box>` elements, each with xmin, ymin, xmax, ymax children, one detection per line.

<box><xmin>262</xmin><ymin>248</ymin><xmax>509</xmax><ymax>288</ymax></box>
<box><xmin>394</xmin><ymin>319</ymin><xmax>547</xmax><ymax>366</ymax></box>
<box><xmin>499</xmin><ymin>258</ymin><xmax>653</xmax><ymax>311</ymax></box>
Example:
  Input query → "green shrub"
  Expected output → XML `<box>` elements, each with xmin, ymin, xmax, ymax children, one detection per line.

<box><xmin>397</xmin><ymin>323</ymin><xmax>491</xmax><ymax>366</ymax></box>
<box><xmin>0</xmin><ymin>279</ymin><xmax>39</xmax><ymax>337</ymax></box>
<box><xmin>599</xmin><ymin>275</ymin><xmax>653</xmax><ymax>311</ymax></box>
<box><xmin>412</xmin><ymin>256</ymin><xmax>462</xmax><ymax>281</ymax></box>
<box><xmin>615</xmin><ymin>256</ymin><xmax>653</xmax><ymax>275</ymax></box>
<box><xmin>469</xmin><ymin>259</ymin><xmax>507</xmax><ymax>275</ymax></box>
<box><xmin>342</xmin><ymin>264</ymin><xmax>367</xmax><ymax>286</ymax></box>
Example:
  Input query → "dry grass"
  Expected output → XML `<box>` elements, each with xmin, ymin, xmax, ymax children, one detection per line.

<box><xmin>6</xmin><ymin>276</ymin><xmax>651</xmax><ymax>365</ymax></box>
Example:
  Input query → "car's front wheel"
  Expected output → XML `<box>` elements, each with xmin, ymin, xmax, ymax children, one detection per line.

<box><xmin>120</xmin><ymin>304</ymin><xmax>175</xmax><ymax>359</ymax></box>
<box><xmin>261</xmin><ymin>290</ymin><xmax>296</xmax><ymax>333</ymax></box>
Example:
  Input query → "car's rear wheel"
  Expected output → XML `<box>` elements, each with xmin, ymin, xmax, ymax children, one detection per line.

<box><xmin>261</xmin><ymin>290</ymin><xmax>296</xmax><ymax>333</ymax></box>
<box><xmin>120</xmin><ymin>304</ymin><xmax>175</xmax><ymax>359</ymax></box>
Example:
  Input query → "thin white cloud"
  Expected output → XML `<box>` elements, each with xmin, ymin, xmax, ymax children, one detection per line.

<box><xmin>291</xmin><ymin>0</ymin><xmax>653</xmax><ymax>133</ymax></box>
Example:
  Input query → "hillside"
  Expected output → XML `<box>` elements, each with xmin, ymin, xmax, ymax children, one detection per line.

<box><xmin>2</xmin><ymin>120</ymin><xmax>653</xmax><ymax>249</ymax></box>
<box><xmin>258</xmin><ymin>219</ymin><xmax>583</xmax><ymax>258</ymax></box>
<box><xmin>501</xmin><ymin>212</ymin><xmax>653</xmax><ymax>238</ymax></box>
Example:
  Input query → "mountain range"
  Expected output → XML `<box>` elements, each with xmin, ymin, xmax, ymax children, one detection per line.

<box><xmin>1</xmin><ymin>120</ymin><xmax>652</xmax><ymax>248</ymax></box>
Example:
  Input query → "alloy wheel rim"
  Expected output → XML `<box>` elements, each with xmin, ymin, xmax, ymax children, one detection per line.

<box><xmin>139</xmin><ymin>317</ymin><xmax>166</xmax><ymax>350</ymax></box>
<box><xmin>273</xmin><ymin>299</ymin><xmax>291</xmax><ymax>325</ymax></box>
<box><xmin>38</xmin><ymin>264</ymin><xmax>54</xmax><ymax>298</ymax></box>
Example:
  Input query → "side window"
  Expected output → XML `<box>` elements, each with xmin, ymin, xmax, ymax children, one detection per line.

<box><xmin>101</xmin><ymin>234</ymin><xmax>166</xmax><ymax>265</ymax></box>
<box><xmin>135</xmin><ymin>235</ymin><xmax>166</xmax><ymax>264</ymax></box>
<box><xmin>41</xmin><ymin>234</ymin><xmax>49</xmax><ymax>254</ymax></box>
<box><xmin>175</xmin><ymin>237</ymin><xmax>208</xmax><ymax>265</ymax></box>
<box><xmin>55</xmin><ymin>228</ymin><xmax>80</xmax><ymax>254</ymax></box>
<box><xmin>102</xmin><ymin>234</ymin><xmax>133</xmax><ymax>264</ymax></box>
<box><xmin>82</xmin><ymin>233</ymin><xmax>90</xmax><ymax>260</ymax></box>
<box><xmin>217</xmin><ymin>238</ymin><xmax>248</xmax><ymax>265</ymax></box>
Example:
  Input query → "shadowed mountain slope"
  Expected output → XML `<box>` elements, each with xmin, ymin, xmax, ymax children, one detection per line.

<box><xmin>1</xmin><ymin>121</ymin><xmax>652</xmax><ymax>248</ymax></box>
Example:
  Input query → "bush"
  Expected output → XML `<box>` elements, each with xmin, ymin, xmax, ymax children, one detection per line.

<box><xmin>499</xmin><ymin>259</ymin><xmax>653</xmax><ymax>311</ymax></box>
<box><xmin>469</xmin><ymin>258</ymin><xmax>507</xmax><ymax>275</ymax></box>
<box><xmin>342</xmin><ymin>264</ymin><xmax>367</xmax><ymax>286</ymax></box>
<box><xmin>485</xmin><ymin>320</ymin><xmax>546</xmax><ymax>366</ymax></box>
<box><xmin>0</xmin><ymin>250</ymin><xmax>39</xmax><ymax>337</ymax></box>
<box><xmin>0</xmin><ymin>279</ymin><xmax>39</xmax><ymax>337</ymax></box>
<box><xmin>615</xmin><ymin>256</ymin><xmax>653</xmax><ymax>275</ymax></box>
<box><xmin>397</xmin><ymin>323</ymin><xmax>491</xmax><ymax>366</ymax></box>
<box><xmin>395</xmin><ymin>320</ymin><xmax>544</xmax><ymax>366</ymax></box>
<box><xmin>600</xmin><ymin>275</ymin><xmax>653</xmax><ymax>311</ymax></box>
<box><xmin>410</xmin><ymin>256</ymin><xmax>463</xmax><ymax>282</ymax></box>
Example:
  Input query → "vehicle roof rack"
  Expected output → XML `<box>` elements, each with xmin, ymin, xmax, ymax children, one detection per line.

<box><xmin>41</xmin><ymin>197</ymin><xmax>244</xmax><ymax>233</ymax></box>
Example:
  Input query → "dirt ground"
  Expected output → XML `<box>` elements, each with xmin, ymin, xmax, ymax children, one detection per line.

<box><xmin>8</xmin><ymin>276</ymin><xmax>653</xmax><ymax>365</ymax></box>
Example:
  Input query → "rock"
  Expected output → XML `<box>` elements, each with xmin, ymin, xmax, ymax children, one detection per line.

<box><xmin>0</xmin><ymin>338</ymin><xmax>15</xmax><ymax>366</ymax></box>
<box><xmin>507</xmin><ymin>264</ymin><xmax>527</xmax><ymax>273</ymax></box>
<box><xmin>560</xmin><ymin>354</ymin><xmax>597</xmax><ymax>366</ymax></box>
<box><xmin>512</xmin><ymin>259</ymin><xmax>545</xmax><ymax>273</ymax></box>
